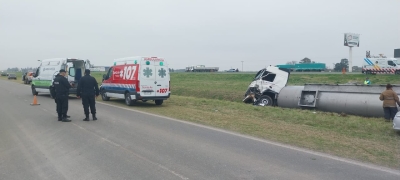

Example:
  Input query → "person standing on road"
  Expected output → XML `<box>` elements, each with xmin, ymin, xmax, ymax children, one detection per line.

<box><xmin>77</xmin><ymin>69</ymin><xmax>99</xmax><ymax>121</ymax></box>
<box><xmin>53</xmin><ymin>69</ymin><xmax>72</xmax><ymax>122</ymax></box>
<box><xmin>51</xmin><ymin>72</ymin><xmax>71</xmax><ymax>120</ymax></box>
<box><xmin>379</xmin><ymin>84</ymin><xmax>400</xmax><ymax>122</ymax></box>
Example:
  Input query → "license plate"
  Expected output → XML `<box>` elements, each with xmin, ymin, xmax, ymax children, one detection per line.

<box><xmin>143</xmin><ymin>92</ymin><xmax>151</xmax><ymax>95</ymax></box>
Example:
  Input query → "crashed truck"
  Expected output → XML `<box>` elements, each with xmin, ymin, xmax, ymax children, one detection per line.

<box><xmin>243</xmin><ymin>66</ymin><xmax>400</xmax><ymax>118</ymax></box>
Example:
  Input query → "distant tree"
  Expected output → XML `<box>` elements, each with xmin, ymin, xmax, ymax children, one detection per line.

<box><xmin>299</xmin><ymin>58</ymin><xmax>311</xmax><ymax>64</ymax></box>
<box><xmin>334</xmin><ymin>58</ymin><xmax>349</xmax><ymax>71</ymax></box>
<box><xmin>286</xmin><ymin>61</ymin><xmax>297</xmax><ymax>65</ymax></box>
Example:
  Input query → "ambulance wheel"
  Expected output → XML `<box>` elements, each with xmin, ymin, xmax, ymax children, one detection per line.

<box><xmin>366</xmin><ymin>70</ymin><xmax>372</xmax><ymax>74</ymax></box>
<box><xmin>155</xmin><ymin>100</ymin><xmax>163</xmax><ymax>105</ymax></box>
<box><xmin>125</xmin><ymin>93</ymin><xmax>134</xmax><ymax>106</ymax></box>
<box><xmin>101</xmin><ymin>91</ymin><xmax>110</xmax><ymax>101</ymax></box>
<box><xmin>396</xmin><ymin>71</ymin><xmax>400</xmax><ymax>75</ymax></box>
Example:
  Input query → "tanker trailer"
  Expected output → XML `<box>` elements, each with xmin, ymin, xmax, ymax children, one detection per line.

<box><xmin>243</xmin><ymin>67</ymin><xmax>400</xmax><ymax>118</ymax></box>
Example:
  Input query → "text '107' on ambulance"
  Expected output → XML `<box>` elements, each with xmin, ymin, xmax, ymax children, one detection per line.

<box><xmin>362</xmin><ymin>51</ymin><xmax>400</xmax><ymax>75</ymax></box>
<box><xmin>31</xmin><ymin>58</ymin><xmax>91</xmax><ymax>98</ymax></box>
<box><xmin>100</xmin><ymin>56</ymin><xmax>170</xmax><ymax>106</ymax></box>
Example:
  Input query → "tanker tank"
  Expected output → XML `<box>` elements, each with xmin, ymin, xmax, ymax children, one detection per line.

<box><xmin>277</xmin><ymin>84</ymin><xmax>400</xmax><ymax>117</ymax></box>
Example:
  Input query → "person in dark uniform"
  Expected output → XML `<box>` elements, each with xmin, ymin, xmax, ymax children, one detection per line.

<box><xmin>53</xmin><ymin>69</ymin><xmax>72</xmax><ymax>122</ymax></box>
<box><xmin>50</xmin><ymin>72</ymin><xmax>70</xmax><ymax>120</ymax></box>
<box><xmin>77</xmin><ymin>69</ymin><xmax>99</xmax><ymax>121</ymax></box>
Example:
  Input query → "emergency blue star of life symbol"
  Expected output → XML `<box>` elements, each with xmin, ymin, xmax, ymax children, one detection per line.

<box><xmin>143</xmin><ymin>67</ymin><xmax>153</xmax><ymax>78</ymax></box>
<box><xmin>158</xmin><ymin>68</ymin><xmax>166</xmax><ymax>78</ymax></box>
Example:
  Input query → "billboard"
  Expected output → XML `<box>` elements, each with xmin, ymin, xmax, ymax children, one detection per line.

<box><xmin>344</xmin><ymin>33</ymin><xmax>360</xmax><ymax>47</ymax></box>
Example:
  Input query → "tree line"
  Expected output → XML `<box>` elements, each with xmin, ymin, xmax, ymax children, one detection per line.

<box><xmin>286</xmin><ymin>57</ymin><xmax>361</xmax><ymax>71</ymax></box>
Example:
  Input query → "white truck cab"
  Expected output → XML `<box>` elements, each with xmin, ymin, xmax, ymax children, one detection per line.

<box><xmin>243</xmin><ymin>66</ymin><xmax>290</xmax><ymax>106</ymax></box>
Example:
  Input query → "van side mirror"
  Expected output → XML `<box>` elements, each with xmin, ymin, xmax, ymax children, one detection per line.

<box><xmin>102</xmin><ymin>74</ymin><xmax>107</xmax><ymax>81</ymax></box>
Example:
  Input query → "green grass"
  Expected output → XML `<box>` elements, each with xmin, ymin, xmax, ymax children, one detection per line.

<box><xmin>2</xmin><ymin>71</ymin><xmax>400</xmax><ymax>168</ymax></box>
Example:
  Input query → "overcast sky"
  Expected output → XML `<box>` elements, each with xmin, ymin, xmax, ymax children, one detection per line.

<box><xmin>1</xmin><ymin>0</ymin><xmax>399</xmax><ymax>71</ymax></box>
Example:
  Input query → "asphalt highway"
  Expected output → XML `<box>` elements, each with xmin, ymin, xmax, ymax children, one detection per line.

<box><xmin>0</xmin><ymin>79</ymin><xmax>399</xmax><ymax>180</ymax></box>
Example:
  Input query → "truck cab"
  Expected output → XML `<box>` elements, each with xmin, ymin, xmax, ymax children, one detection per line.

<box><xmin>243</xmin><ymin>66</ymin><xmax>290</xmax><ymax>106</ymax></box>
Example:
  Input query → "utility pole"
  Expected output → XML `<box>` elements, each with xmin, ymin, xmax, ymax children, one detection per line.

<box><xmin>241</xmin><ymin>61</ymin><xmax>244</xmax><ymax>72</ymax></box>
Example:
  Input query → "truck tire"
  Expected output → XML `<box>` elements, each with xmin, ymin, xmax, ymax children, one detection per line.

<box><xmin>257</xmin><ymin>95</ymin><xmax>273</xmax><ymax>106</ymax></box>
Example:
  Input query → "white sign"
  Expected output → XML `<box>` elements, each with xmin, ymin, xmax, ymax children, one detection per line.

<box><xmin>344</xmin><ymin>33</ymin><xmax>360</xmax><ymax>47</ymax></box>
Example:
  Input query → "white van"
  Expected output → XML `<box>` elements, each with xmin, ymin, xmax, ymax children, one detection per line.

<box><xmin>31</xmin><ymin>58</ymin><xmax>91</xmax><ymax>97</ymax></box>
<box><xmin>100</xmin><ymin>56</ymin><xmax>170</xmax><ymax>106</ymax></box>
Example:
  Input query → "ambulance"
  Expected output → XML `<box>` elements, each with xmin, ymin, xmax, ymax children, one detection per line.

<box><xmin>31</xmin><ymin>58</ymin><xmax>91</xmax><ymax>97</ymax></box>
<box><xmin>362</xmin><ymin>51</ymin><xmax>400</xmax><ymax>75</ymax></box>
<box><xmin>100</xmin><ymin>56</ymin><xmax>170</xmax><ymax>106</ymax></box>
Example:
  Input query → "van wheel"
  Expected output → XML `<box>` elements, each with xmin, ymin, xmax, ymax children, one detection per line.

<box><xmin>257</xmin><ymin>95</ymin><xmax>273</xmax><ymax>106</ymax></box>
<box><xmin>155</xmin><ymin>100</ymin><xmax>163</xmax><ymax>105</ymax></box>
<box><xmin>101</xmin><ymin>90</ymin><xmax>110</xmax><ymax>101</ymax></box>
<box><xmin>31</xmin><ymin>86</ymin><xmax>38</xmax><ymax>96</ymax></box>
<box><xmin>125</xmin><ymin>93</ymin><xmax>134</xmax><ymax>106</ymax></box>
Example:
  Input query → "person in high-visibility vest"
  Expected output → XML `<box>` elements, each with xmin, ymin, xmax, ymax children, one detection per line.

<box><xmin>364</xmin><ymin>77</ymin><xmax>371</xmax><ymax>85</ymax></box>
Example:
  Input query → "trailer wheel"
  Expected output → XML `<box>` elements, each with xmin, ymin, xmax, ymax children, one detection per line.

<box><xmin>257</xmin><ymin>95</ymin><xmax>273</xmax><ymax>106</ymax></box>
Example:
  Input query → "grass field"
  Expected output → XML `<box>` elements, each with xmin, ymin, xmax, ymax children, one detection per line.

<box><xmin>2</xmin><ymin>71</ymin><xmax>400</xmax><ymax>169</ymax></box>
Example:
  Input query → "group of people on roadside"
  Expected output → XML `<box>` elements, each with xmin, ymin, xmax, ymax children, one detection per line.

<box><xmin>50</xmin><ymin>69</ymin><xmax>99</xmax><ymax>122</ymax></box>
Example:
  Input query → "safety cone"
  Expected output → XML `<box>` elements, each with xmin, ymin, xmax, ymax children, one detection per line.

<box><xmin>30</xmin><ymin>95</ymin><xmax>40</xmax><ymax>106</ymax></box>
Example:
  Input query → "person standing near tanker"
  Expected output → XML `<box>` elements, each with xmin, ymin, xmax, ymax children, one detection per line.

<box><xmin>379</xmin><ymin>83</ymin><xmax>400</xmax><ymax>122</ymax></box>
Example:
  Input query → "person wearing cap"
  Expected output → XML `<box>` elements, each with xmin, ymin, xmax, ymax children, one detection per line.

<box><xmin>379</xmin><ymin>84</ymin><xmax>400</xmax><ymax>121</ymax></box>
<box><xmin>53</xmin><ymin>69</ymin><xmax>72</xmax><ymax>122</ymax></box>
<box><xmin>364</xmin><ymin>77</ymin><xmax>371</xmax><ymax>85</ymax></box>
<box><xmin>77</xmin><ymin>69</ymin><xmax>99</xmax><ymax>121</ymax></box>
<box><xmin>50</xmin><ymin>72</ymin><xmax>71</xmax><ymax>119</ymax></box>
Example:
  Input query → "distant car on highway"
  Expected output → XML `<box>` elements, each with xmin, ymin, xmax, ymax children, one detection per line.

<box><xmin>225</xmin><ymin>69</ymin><xmax>238</xmax><ymax>72</ymax></box>
<box><xmin>8</xmin><ymin>74</ymin><xmax>17</xmax><ymax>80</ymax></box>
<box><xmin>1</xmin><ymin>72</ymin><xmax>8</xmax><ymax>76</ymax></box>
